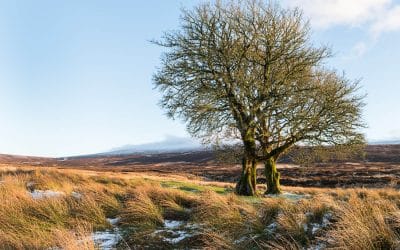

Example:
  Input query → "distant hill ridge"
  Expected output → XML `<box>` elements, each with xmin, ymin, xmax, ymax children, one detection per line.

<box><xmin>101</xmin><ymin>137</ymin><xmax>400</xmax><ymax>156</ymax></box>
<box><xmin>369</xmin><ymin>139</ymin><xmax>400</xmax><ymax>145</ymax></box>
<box><xmin>102</xmin><ymin>136</ymin><xmax>203</xmax><ymax>155</ymax></box>
<box><xmin>0</xmin><ymin>137</ymin><xmax>399</xmax><ymax>159</ymax></box>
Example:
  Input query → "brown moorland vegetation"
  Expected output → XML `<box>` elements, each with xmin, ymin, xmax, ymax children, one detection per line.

<box><xmin>1</xmin><ymin>163</ymin><xmax>400</xmax><ymax>249</ymax></box>
<box><xmin>1</xmin><ymin>144</ymin><xmax>399</xmax><ymax>189</ymax></box>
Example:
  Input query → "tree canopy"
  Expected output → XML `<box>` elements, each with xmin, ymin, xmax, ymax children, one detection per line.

<box><xmin>153</xmin><ymin>0</ymin><xmax>365</xmax><ymax>196</ymax></box>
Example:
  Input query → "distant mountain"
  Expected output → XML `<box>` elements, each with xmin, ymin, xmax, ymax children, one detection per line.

<box><xmin>81</xmin><ymin>137</ymin><xmax>400</xmax><ymax>158</ymax></box>
<box><xmin>103</xmin><ymin>136</ymin><xmax>204</xmax><ymax>155</ymax></box>
<box><xmin>369</xmin><ymin>139</ymin><xmax>400</xmax><ymax>145</ymax></box>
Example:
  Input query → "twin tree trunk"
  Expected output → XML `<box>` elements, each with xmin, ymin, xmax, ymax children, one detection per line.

<box><xmin>235</xmin><ymin>154</ymin><xmax>282</xmax><ymax>196</ymax></box>
<box><xmin>264</xmin><ymin>157</ymin><xmax>281</xmax><ymax>194</ymax></box>
<box><xmin>235</xmin><ymin>135</ymin><xmax>257</xmax><ymax>196</ymax></box>
<box><xmin>235</xmin><ymin>155</ymin><xmax>257</xmax><ymax>196</ymax></box>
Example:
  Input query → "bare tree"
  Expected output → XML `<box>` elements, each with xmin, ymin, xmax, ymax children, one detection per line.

<box><xmin>153</xmin><ymin>0</ymin><xmax>365</xmax><ymax>196</ymax></box>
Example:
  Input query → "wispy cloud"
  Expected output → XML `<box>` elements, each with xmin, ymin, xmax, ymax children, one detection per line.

<box><xmin>282</xmin><ymin>0</ymin><xmax>390</xmax><ymax>29</ymax></box>
<box><xmin>282</xmin><ymin>0</ymin><xmax>400</xmax><ymax>58</ymax></box>
<box><xmin>345</xmin><ymin>42</ymin><xmax>369</xmax><ymax>60</ymax></box>
<box><xmin>371</xmin><ymin>5</ymin><xmax>400</xmax><ymax>36</ymax></box>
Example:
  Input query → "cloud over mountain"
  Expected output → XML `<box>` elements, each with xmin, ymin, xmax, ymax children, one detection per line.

<box><xmin>282</xmin><ymin>0</ymin><xmax>400</xmax><ymax>35</ymax></box>
<box><xmin>105</xmin><ymin>135</ymin><xmax>202</xmax><ymax>155</ymax></box>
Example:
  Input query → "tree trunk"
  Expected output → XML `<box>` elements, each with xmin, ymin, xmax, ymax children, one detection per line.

<box><xmin>264</xmin><ymin>157</ymin><xmax>281</xmax><ymax>194</ymax></box>
<box><xmin>235</xmin><ymin>156</ymin><xmax>257</xmax><ymax>196</ymax></box>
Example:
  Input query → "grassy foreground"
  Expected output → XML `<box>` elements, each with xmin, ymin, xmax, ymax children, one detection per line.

<box><xmin>0</xmin><ymin>167</ymin><xmax>400</xmax><ymax>249</ymax></box>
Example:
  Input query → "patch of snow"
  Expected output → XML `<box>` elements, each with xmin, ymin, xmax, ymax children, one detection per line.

<box><xmin>308</xmin><ymin>242</ymin><xmax>327</xmax><ymax>250</ymax></box>
<box><xmin>71</xmin><ymin>191</ymin><xmax>82</xmax><ymax>199</ymax></box>
<box><xmin>234</xmin><ymin>236</ymin><xmax>248</xmax><ymax>244</ymax></box>
<box><xmin>164</xmin><ymin>220</ymin><xmax>184</xmax><ymax>229</ymax></box>
<box><xmin>282</xmin><ymin>192</ymin><xmax>311</xmax><ymax>200</ymax></box>
<box><xmin>305</xmin><ymin>212</ymin><xmax>333</xmax><ymax>236</ymax></box>
<box><xmin>163</xmin><ymin>230</ymin><xmax>192</xmax><ymax>244</ymax></box>
<box><xmin>266</xmin><ymin>192</ymin><xmax>311</xmax><ymax>201</ymax></box>
<box><xmin>29</xmin><ymin>190</ymin><xmax>65</xmax><ymax>199</ymax></box>
<box><xmin>151</xmin><ymin>220</ymin><xmax>198</xmax><ymax>245</ymax></box>
<box><xmin>322</xmin><ymin>212</ymin><xmax>333</xmax><ymax>226</ymax></box>
<box><xmin>310</xmin><ymin>223</ymin><xmax>321</xmax><ymax>235</ymax></box>
<box><xmin>92</xmin><ymin>230</ymin><xmax>120</xmax><ymax>250</ymax></box>
<box><xmin>184</xmin><ymin>223</ymin><xmax>200</xmax><ymax>230</ymax></box>
<box><xmin>107</xmin><ymin>217</ymin><xmax>120</xmax><ymax>226</ymax></box>
<box><xmin>264</xmin><ymin>222</ymin><xmax>278</xmax><ymax>233</ymax></box>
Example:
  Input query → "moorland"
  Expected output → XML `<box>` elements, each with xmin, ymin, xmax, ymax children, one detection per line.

<box><xmin>0</xmin><ymin>144</ymin><xmax>400</xmax><ymax>249</ymax></box>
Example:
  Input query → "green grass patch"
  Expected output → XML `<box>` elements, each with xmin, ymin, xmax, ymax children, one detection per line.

<box><xmin>160</xmin><ymin>180</ymin><xmax>229</xmax><ymax>194</ymax></box>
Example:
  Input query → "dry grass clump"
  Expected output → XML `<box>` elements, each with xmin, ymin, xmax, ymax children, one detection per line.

<box><xmin>78</xmin><ymin>185</ymin><xmax>124</xmax><ymax>219</ymax></box>
<box><xmin>327</xmin><ymin>191</ymin><xmax>400</xmax><ymax>249</ymax></box>
<box><xmin>0</xmin><ymin>190</ymin><xmax>95</xmax><ymax>249</ymax></box>
<box><xmin>118</xmin><ymin>183</ymin><xmax>197</xmax><ymax>248</ymax></box>
<box><xmin>179</xmin><ymin>230</ymin><xmax>235</xmax><ymax>249</ymax></box>
<box><xmin>66</xmin><ymin>195</ymin><xmax>109</xmax><ymax>230</ymax></box>
<box><xmin>26</xmin><ymin>169</ymin><xmax>86</xmax><ymax>193</ymax></box>
<box><xmin>146</xmin><ymin>183</ymin><xmax>199</xmax><ymax>221</ymax></box>
<box><xmin>261</xmin><ymin>188</ymin><xmax>400</xmax><ymax>249</ymax></box>
<box><xmin>0</xmin><ymin>173</ymin><xmax>68</xmax><ymax>248</ymax></box>
<box><xmin>253</xmin><ymin>191</ymin><xmax>337</xmax><ymax>249</ymax></box>
<box><xmin>260</xmin><ymin>235</ymin><xmax>302</xmax><ymax>250</ymax></box>
<box><xmin>52</xmin><ymin>223</ymin><xmax>95</xmax><ymax>250</ymax></box>
<box><xmin>119</xmin><ymin>182</ymin><xmax>251</xmax><ymax>249</ymax></box>
<box><xmin>259</xmin><ymin>197</ymin><xmax>284</xmax><ymax>225</ymax></box>
<box><xmin>275</xmin><ymin>201</ymin><xmax>309</xmax><ymax>245</ymax></box>
<box><xmin>120</xmin><ymin>188</ymin><xmax>164</xmax><ymax>229</ymax></box>
<box><xmin>120</xmin><ymin>182</ymin><xmax>198</xmax><ymax>228</ymax></box>
<box><xmin>125</xmin><ymin>181</ymin><xmax>199</xmax><ymax>217</ymax></box>
<box><xmin>0</xmin><ymin>168</ymin><xmax>126</xmax><ymax>249</ymax></box>
<box><xmin>192</xmin><ymin>191</ymin><xmax>263</xmax><ymax>239</ymax></box>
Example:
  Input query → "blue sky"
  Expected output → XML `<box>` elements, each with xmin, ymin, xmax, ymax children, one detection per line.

<box><xmin>0</xmin><ymin>0</ymin><xmax>399</xmax><ymax>157</ymax></box>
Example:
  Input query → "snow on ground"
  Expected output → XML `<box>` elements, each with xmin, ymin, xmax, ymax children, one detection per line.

<box><xmin>164</xmin><ymin>219</ymin><xmax>184</xmax><ymax>229</ymax></box>
<box><xmin>92</xmin><ymin>218</ymin><xmax>122</xmax><ymax>250</ymax></box>
<box><xmin>184</xmin><ymin>222</ymin><xmax>200</xmax><ymax>230</ymax></box>
<box><xmin>307</xmin><ymin>242</ymin><xmax>327</xmax><ymax>250</ymax></box>
<box><xmin>264</xmin><ymin>222</ymin><xmax>278</xmax><ymax>233</ymax></box>
<box><xmin>151</xmin><ymin>220</ymin><xmax>199</xmax><ymax>244</ymax></box>
<box><xmin>163</xmin><ymin>230</ymin><xmax>192</xmax><ymax>244</ymax></box>
<box><xmin>29</xmin><ymin>190</ymin><xmax>65</xmax><ymax>199</ymax></box>
<box><xmin>71</xmin><ymin>191</ymin><xmax>82</xmax><ymax>199</ymax></box>
<box><xmin>306</xmin><ymin>212</ymin><xmax>333</xmax><ymax>236</ymax></box>
<box><xmin>266</xmin><ymin>191</ymin><xmax>311</xmax><ymax>201</ymax></box>
<box><xmin>106</xmin><ymin>217</ymin><xmax>120</xmax><ymax>226</ymax></box>
<box><xmin>92</xmin><ymin>230</ymin><xmax>120</xmax><ymax>250</ymax></box>
<box><xmin>234</xmin><ymin>236</ymin><xmax>248</xmax><ymax>244</ymax></box>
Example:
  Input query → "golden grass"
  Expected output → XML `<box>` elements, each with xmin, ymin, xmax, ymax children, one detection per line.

<box><xmin>0</xmin><ymin>168</ymin><xmax>126</xmax><ymax>249</ymax></box>
<box><xmin>191</xmin><ymin>191</ymin><xmax>263</xmax><ymax>239</ymax></box>
<box><xmin>120</xmin><ymin>187</ymin><xmax>164</xmax><ymax>229</ymax></box>
<box><xmin>0</xmin><ymin>166</ymin><xmax>400</xmax><ymax>249</ymax></box>
<box><xmin>326</xmin><ymin>191</ymin><xmax>400</xmax><ymax>249</ymax></box>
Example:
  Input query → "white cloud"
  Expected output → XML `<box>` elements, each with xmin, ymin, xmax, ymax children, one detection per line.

<box><xmin>353</xmin><ymin>42</ymin><xmax>368</xmax><ymax>57</ymax></box>
<box><xmin>282</xmin><ymin>0</ymin><xmax>390</xmax><ymax>29</ymax></box>
<box><xmin>342</xmin><ymin>42</ymin><xmax>369</xmax><ymax>60</ymax></box>
<box><xmin>282</xmin><ymin>0</ymin><xmax>400</xmax><ymax>58</ymax></box>
<box><xmin>371</xmin><ymin>5</ymin><xmax>400</xmax><ymax>35</ymax></box>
